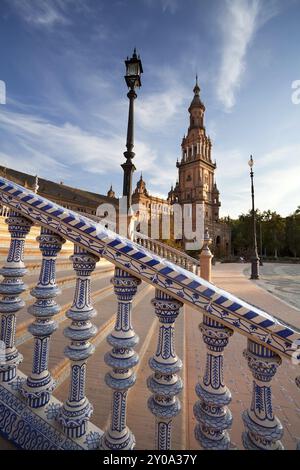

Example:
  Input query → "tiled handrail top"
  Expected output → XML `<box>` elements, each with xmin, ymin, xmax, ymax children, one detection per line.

<box><xmin>0</xmin><ymin>176</ymin><xmax>299</xmax><ymax>359</ymax></box>
<box><xmin>134</xmin><ymin>231</ymin><xmax>200</xmax><ymax>266</ymax></box>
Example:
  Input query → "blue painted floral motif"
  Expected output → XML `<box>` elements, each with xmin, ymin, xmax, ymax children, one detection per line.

<box><xmin>147</xmin><ymin>289</ymin><xmax>183</xmax><ymax>450</ymax></box>
<box><xmin>99</xmin><ymin>268</ymin><xmax>140</xmax><ymax>451</ymax></box>
<box><xmin>242</xmin><ymin>340</ymin><xmax>284</xmax><ymax>450</ymax></box>
<box><xmin>194</xmin><ymin>314</ymin><xmax>233</xmax><ymax>450</ymax></box>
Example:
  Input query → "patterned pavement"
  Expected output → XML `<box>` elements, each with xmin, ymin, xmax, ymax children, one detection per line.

<box><xmin>250</xmin><ymin>264</ymin><xmax>300</xmax><ymax>312</ymax></box>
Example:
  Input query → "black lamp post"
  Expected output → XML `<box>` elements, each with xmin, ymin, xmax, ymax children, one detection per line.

<box><xmin>122</xmin><ymin>48</ymin><xmax>143</xmax><ymax>210</ymax></box>
<box><xmin>248</xmin><ymin>155</ymin><xmax>260</xmax><ymax>279</ymax></box>
<box><xmin>259</xmin><ymin>221</ymin><xmax>264</xmax><ymax>266</ymax></box>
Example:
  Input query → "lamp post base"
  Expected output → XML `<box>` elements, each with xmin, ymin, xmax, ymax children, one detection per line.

<box><xmin>250</xmin><ymin>258</ymin><xmax>260</xmax><ymax>280</ymax></box>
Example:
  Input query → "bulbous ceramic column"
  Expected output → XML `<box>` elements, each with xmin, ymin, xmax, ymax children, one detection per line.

<box><xmin>194</xmin><ymin>314</ymin><xmax>233</xmax><ymax>449</ymax></box>
<box><xmin>21</xmin><ymin>227</ymin><xmax>64</xmax><ymax>407</ymax></box>
<box><xmin>99</xmin><ymin>268</ymin><xmax>141</xmax><ymax>450</ymax></box>
<box><xmin>58</xmin><ymin>246</ymin><xmax>99</xmax><ymax>439</ymax></box>
<box><xmin>0</xmin><ymin>211</ymin><xmax>32</xmax><ymax>382</ymax></box>
<box><xmin>242</xmin><ymin>339</ymin><xmax>283</xmax><ymax>450</ymax></box>
<box><xmin>147</xmin><ymin>290</ymin><xmax>183</xmax><ymax>450</ymax></box>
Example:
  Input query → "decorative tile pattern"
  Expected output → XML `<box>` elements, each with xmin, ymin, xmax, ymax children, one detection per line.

<box><xmin>0</xmin><ymin>176</ymin><xmax>299</xmax><ymax>359</ymax></box>
<box><xmin>99</xmin><ymin>268</ymin><xmax>141</xmax><ymax>450</ymax></box>
<box><xmin>58</xmin><ymin>246</ymin><xmax>99</xmax><ymax>439</ymax></box>
<box><xmin>0</xmin><ymin>374</ymin><xmax>100</xmax><ymax>450</ymax></box>
<box><xmin>0</xmin><ymin>374</ymin><xmax>101</xmax><ymax>449</ymax></box>
<box><xmin>194</xmin><ymin>315</ymin><xmax>233</xmax><ymax>449</ymax></box>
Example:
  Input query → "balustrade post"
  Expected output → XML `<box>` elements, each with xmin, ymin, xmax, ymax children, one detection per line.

<box><xmin>242</xmin><ymin>339</ymin><xmax>283</xmax><ymax>450</ymax></box>
<box><xmin>58</xmin><ymin>246</ymin><xmax>99</xmax><ymax>438</ymax></box>
<box><xmin>99</xmin><ymin>268</ymin><xmax>141</xmax><ymax>450</ymax></box>
<box><xmin>147</xmin><ymin>290</ymin><xmax>183</xmax><ymax>450</ymax></box>
<box><xmin>200</xmin><ymin>229</ymin><xmax>213</xmax><ymax>282</ymax></box>
<box><xmin>0</xmin><ymin>211</ymin><xmax>32</xmax><ymax>382</ymax></box>
<box><xmin>20</xmin><ymin>227</ymin><xmax>64</xmax><ymax>407</ymax></box>
<box><xmin>194</xmin><ymin>314</ymin><xmax>233</xmax><ymax>449</ymax></box>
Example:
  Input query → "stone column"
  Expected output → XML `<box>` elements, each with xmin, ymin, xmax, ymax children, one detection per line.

<box><xmin>0</xmin><ymin>211</ymin><xmax>32</xmax><ymax>382</ymax></box>
<box><xmin>200</xmin><ymin>229</ymin><xmax>213</xmax><ymax>282</ymax></box>
<box><xmin>194</xmin><ymin>314</ymin><xmax>233</xmax><ymax>449</ymax></box>
<box><xmin>21</xmin><ymin>227</ymin><xmax>64</xmax><ymax>408</ymax></box>
<box><xmin>147</xmin><ymin>290</ymin><xmax>183</xmax><ymax>450</ymax></box>
<box><xmin>99</xmin><ymin>268</ymin><xmax>141</xmax><ymax>450</ymax></box>
<box><xmin>242</xmin><ymin>339</ymin><xmax>283</xmax><ymax>450</ymax></box>
<box><xmin>58</xmin><ymin>246</ymin><xmax>99</xmax><ymax>438</ymax></box>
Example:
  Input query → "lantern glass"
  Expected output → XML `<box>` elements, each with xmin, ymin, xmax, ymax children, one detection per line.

<box><xmin>127</xmin><ymin>61</ymin><xmax>139</xmax><ymax>77</ymax></box>
<box><xmin>248</xmin><ymin>156</ymin><xmax>254</xmax><ymax>168</ymax></box>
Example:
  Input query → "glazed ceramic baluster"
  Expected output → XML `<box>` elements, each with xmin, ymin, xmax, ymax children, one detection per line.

<box><xmin>58</xmin><ymin>246</ymin><xmax>99</xmax><ymax>438</ymax></box>
<box><xmin>100</xmin><ymin>268</ymin><xmax>141</xmax><ymax>450</ymax></box>
<box><xmin>147</xmin><ymin>290</ymin><xmax>183</xmax><ymax>450</ymax></box>
<box><xmin>194</xmin><ymin>314</ymin><xmax>233</xmax><ymax>449</ymax></box>
<box><xmin>0</xmin><ymin>211</ymin><xmax>32</xmax><ymax>382</ymax></box>
<box><xmin>242</xmin><ymin>339</ymin><xmax>283</xmax><ymax>450</ymax></box>
<box><xmin>21</xmin><ymin>227</ymin><xmax>64</xmax><ymax>407</ymax></box>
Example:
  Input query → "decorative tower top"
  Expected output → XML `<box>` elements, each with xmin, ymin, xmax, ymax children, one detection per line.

<box><xmin>193</xmin><ymin>74</ymin><xmax>200</xmax><ymax>95</ymax></box>
<box><xmin>188</xmin><ymin>77</ymin><xmax>206</xmax><ymax>131</ymax></box>
<box><xmin>107</xmin><ymin>185</ymin><xmax>115</xmax><ymax>198</ymax></box>
<box><xmin>134</xmin><ymin>173</ymin><xmax>148</xmax><ymax>196</ymax></box>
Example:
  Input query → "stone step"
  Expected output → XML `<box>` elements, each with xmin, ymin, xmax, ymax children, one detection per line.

<box><xmin>127</xmin><ymin>303</ymin><xmax>186</xmax><ymax>450</ymax></box>
<box><xmin>16</xmin><ymin>267</ymin><xmax>115</xmax><ymax>345</ymax></box>
<box><xmin>22</xmin><ymin>262</ymin><xmax>113</xmax><ymax>298</ymax></box>
<box><xmin>17</xmin><ymin>281</ymin><xmax>150</xmax><ymax>389</ymax></box>
<box><xmin>0</xmin><ymin>217</ymin><xmax>74</xmax><ymax>257</ymax></box>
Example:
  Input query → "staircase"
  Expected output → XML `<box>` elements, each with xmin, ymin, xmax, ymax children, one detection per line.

<box><xmin>0</xmin><ymin>176</ymin><xmax>299</xmax><ymax>451</ymax></box>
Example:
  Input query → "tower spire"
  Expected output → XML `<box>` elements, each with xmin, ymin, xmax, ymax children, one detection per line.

<box><xmin>193</xmin><ymin>74</ymin><xmax>200</xmax><ymax>96</ymax></box>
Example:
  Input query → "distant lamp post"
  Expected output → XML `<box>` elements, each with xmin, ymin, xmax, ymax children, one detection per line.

<box><xmin>122</xmin><ymin>48</ymin><xmax>143</xmax><ymax>210</ymax></box>
<box><xmin>248</xmin><ymin>155</ymin><xmax>260</xmax><ymax>279</ymax></box>
<box><xmin>259</xmin><ymin>221</ymin><xmax>264</xmax><ymax>266</ymax></box>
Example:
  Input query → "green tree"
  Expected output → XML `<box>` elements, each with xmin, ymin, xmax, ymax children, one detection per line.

<box><xmin>286</xmin><ymin>208</ymin><xmax>300</xmax><ymax>257</ymax></box>
<box><xmin>260</xmin><ymin>211</ymin><xmax>285</xmax><ymax>258</ymax></box>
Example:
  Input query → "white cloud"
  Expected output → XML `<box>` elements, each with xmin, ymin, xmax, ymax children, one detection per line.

<box><xmin>136</xmin><ymin>86</ymin><xmax>186</xmax><ymax>132</ymax></box>
<box><xmin>9</xmin><ymin>0</ymin><xmax>69</xmax><ymax>27</ymax></box>
<box><xmin>7</xmin><ymin>0</ymin><xmax>92</xmax><ymax>28</ymax></box>
<box><xmin>144</xmin><ymin>0</ymin><xmax>179</xmax><ymax>14</ymax></box>
<box><xmin>216</xmin><ymin>0</ymin><xmax>278</xmax><ymax>111</ymax></box>
<box><xmin>161</xmin><ymin>0</ymin><xmax>179</xmax><ymax>14</ymax></box>
<box><xmin>0</xmin><ymin>109</ymin><xmax>158</xmax><ymax>182</ymax></box>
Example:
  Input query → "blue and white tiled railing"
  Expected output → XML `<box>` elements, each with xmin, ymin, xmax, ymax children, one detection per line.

<box><xmin>0</xmin><ymin>176</ymin><xmax>299</xmax><ymax>450</ymax></box>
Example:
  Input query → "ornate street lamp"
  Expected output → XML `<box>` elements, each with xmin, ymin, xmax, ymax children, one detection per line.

<box><xmin>248</xmin><ymin>155</ymin><xmax>260</xmax><ymax>279</ymax></box>
<box><xmin>122</xmin><ymin>48</ymin><xmax>143</xmax><ymax>210</ymax></box>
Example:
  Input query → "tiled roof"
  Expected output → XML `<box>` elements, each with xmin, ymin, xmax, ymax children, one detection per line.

<box><xmin>0</xmin><ymin>166</ymin><xmax>117</xmax><ymax>209</ymax></box>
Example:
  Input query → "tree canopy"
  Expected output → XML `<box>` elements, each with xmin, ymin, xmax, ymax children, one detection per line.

<box><xmin>222</xmin><ymin>206</ymin><xmax>300</xmax><ymax>259</ymax></box>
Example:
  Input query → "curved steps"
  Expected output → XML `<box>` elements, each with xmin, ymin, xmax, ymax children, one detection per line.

<box><xmin>15</xmin><ymin>263</ymin><xmax>115</xmax><ymax>343</ymax></box>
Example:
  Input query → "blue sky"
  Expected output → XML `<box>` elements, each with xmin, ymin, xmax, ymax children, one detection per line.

<box><xmin>0</xmin><ymin>0</ymin><xmax>299</xmax><ymax>217</ymax></box>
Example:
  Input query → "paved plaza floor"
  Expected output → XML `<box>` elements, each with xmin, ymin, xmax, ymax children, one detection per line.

<box><xmin>250</xmin><ymin>263</ymin><xmax>300</xmax><ymax>312</ymax></box>
<box><xmin>212</xmin><ymin>262</ymin><xmax>300</xmax><ymax>330</ymax></box>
